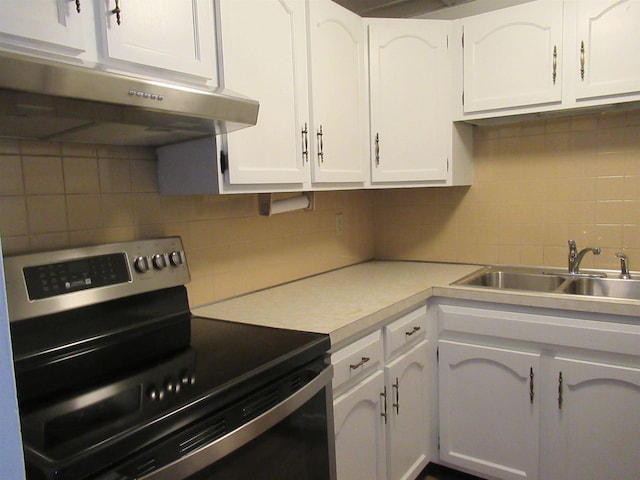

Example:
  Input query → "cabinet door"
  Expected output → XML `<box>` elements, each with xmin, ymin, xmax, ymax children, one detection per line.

<box><xmin>334</xmin><ymin>370</ymin><xmax>386</xmax><ymax>480</ymax></box>
<box><xmin>368</xmin><ymin>20</ymin><xmax>448</xmax><ymax>183</ymax></box>
<box><xmin>385</xmin><ymin>340</ymin><xmax>429</xmax><ymax>480</ymax></box>
<box><xmin>462</xmin><ymin>0</ymin><xmax>563</xmax><ymax>113</ymax></box>
<box><xmin>218</xmin><ymin>0</ymin><xmax>309</xmax><ymax>187</ymax></box>
<box><xmin>575</xmin><ymin>0</ymin><xmax>640</xmax><ymax>100</ymax></box>
<box><xmin>545</xmin><ymin>356</ymin><xmax>640</xmax><ymax>480</ymax></box>
<box><xmin>439</xmin><ymin>340</ymin><xmax>540</xmax><ymax>480</ymax></box>
<box><xmin>307</xmin><ymin>0</ymin><xmax>367</xmax><ymax>184</ymax></box>
<box><xmin>0</xmin><ymin>0</ymin><xmax>86</xmax><ymax>56</ymax></box>
<box><xmin>97</xmin><ymin>0</ymin><xmax>216</xmax><ymax>81</ymax></box>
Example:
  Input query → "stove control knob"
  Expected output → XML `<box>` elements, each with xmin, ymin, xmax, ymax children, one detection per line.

<box><xmin>164</xmin><ymin>379</ymin><xmax>176</xmax><ymax>393</ymax></box>
<box><xmin>169</xmin><ymin>251</ymin><xmax>183</xmax><ymax>266</ymax></box>
<box><xmin>152</xmin><ymin>254</ymin><xmax>167</xmax><ymax>270</ymax></box>
<box><xmin>148</xmin><ymin>386</ymin><xmax>165</xmax><ymax>401</ymax></box>
<box><xmin>134</xmin><ymin>256</ymin><xmax>150</xmax><ymax>273</ymax></box>
<box><xmin>181</xmin><ymin>371</ymin><xmax>196</xmax><ymax>386</ymax></box>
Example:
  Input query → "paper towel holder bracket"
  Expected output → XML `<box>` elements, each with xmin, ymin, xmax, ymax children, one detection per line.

<box><xmin>258</xmin><ymin>192</ymin><xmax>315</xmax><ymax>216</ymax></box>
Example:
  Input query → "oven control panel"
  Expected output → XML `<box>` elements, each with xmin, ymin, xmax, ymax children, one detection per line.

<box><xmin>4</xmin><ymin>237</ymin><xmax>191</xmax><ymax>322</ymax></box>
<box><xmin>23</xmin><ymin>253</ymin><xmax>131</xmax><ymax>300</ymax></box>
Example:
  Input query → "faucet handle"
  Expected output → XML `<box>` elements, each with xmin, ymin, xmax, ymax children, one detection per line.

<box><xmin>615</xmin><ymin>252</ymin><xmax>631</xmax><ymax>279</ymax></box>
<box><xmin>568</xmin><ymin>239</ymin><xmax>577</xmax><ymax>254</ymax></box>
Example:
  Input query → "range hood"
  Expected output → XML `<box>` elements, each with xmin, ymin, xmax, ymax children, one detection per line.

<box><xmin>0</xmin><ymin>52</ymin><xmax>259</xmax><ymax>147</ymax></box>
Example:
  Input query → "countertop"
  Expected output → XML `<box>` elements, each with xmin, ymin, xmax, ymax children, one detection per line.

<box><xmin>194</xmin><ymin>260</ymin><xmax>640</xmax><ymax>348</ymax></box>
<box><xmin>194</xmin><ymin>261</ymin><xmax>479</xmax><ymax>347</ymax></box>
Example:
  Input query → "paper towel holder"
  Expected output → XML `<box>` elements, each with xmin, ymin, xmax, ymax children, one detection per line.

<box><xmin>258</xmin><ymin>192</ymin><xmax>315</xmax><ymax>216</ymax></box>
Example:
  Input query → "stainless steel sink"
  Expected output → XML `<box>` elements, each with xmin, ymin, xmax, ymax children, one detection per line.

<box><xmin>562</xmin><ymin>277</ymin><xmax>640</xmax><ymax>300</ymax></box>
<box><xmin>459</xmin><ymin>270</ymin><xmax>566</xmax><ymax>293</ymax></box>
<box><xmin>453</xmin><ymin>266</ymin><xmax>640</xmax><ymax>301</ymax></box>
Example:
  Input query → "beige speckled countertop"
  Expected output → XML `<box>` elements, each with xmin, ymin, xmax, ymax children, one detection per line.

<box><xmin>194</xmin><ymin>261</ymin><xmax>479</xmax><ymax>347</ymax></box>
<box><xmin>194</xmin><ymin>260</ymin><xmax>640</xmax><ymax>348</ymax></box>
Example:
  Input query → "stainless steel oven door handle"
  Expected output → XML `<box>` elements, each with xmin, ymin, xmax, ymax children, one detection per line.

<box><xmin>140</xmin><ymin>365</ymin><xmax>334</xmax><ymax>480</ymax></box>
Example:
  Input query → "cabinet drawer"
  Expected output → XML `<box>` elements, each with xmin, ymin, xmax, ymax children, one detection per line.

<box><xmin>332</xmin><ymin>330</ymin><xmax>383</xmax><ymax>393</ymax></box>
<box><xmin>384</xmin><ymin>305</ymin><xmax>427</xmax><ymax>359</ymax></box>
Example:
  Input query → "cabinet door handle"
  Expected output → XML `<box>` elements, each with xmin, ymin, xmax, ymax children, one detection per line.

<box><xmin>317</xmin><ymin>125</ymin><xmax>324</xmax><ymax>163</ymax></box>
<box><xmin>375</xmin><ymin>133</ymin><xmax>380</xmax><ymax>166</ymax></box>
<box><xmin>75</xmin><ymin>0</ymin><xmax>81</xmax><ymax>13</ymax></box>
<box><xmin>552</xmin><ymin>45</ymin><xmax>558</xmax><ymax>85</ymax></box>
<box><xmin>392</xmin><ymin>377</ymin><xmax>400</xmax><ymax>415</ymax></box>
<box><xmin>112</xmin><ymin>0</ymin><xmax>122</xmax><ymax>25</ymax></box>
<box><xmin>405</xmin><ymin>326</ymin><xmax>421</xmax><ymax>337</ymax></box>
<box><xmin>558</xmin><ymin>371</ymin><xmax>563</xmax><ymax>409</ymax></box>
<box><xmin>529</xmin><ymin>367</ymin><xmax>534</xmax><ymax>404</ymax></box>
<box><xmin>349</xmin><ymin>356</ymin><xmax>370</xmax><ymax>370</ymax></box>
<box><xmin>580</xmin><ymin>41</ymin><xmax>585</xmax><ymax>81</ymax></box>
<box><xmin>380</xmin><ymin>386</ymin><xmax>388</xmax><ymax>424</ymax></box>
<box><xmin>301</xmin><ymin>123</ymin><xmax>309</xmax><ymax>163</ymax></box>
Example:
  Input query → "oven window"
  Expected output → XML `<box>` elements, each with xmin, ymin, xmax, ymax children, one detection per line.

<box><xmin>186</xmin><ymin>387</ymin><xmax>333</xmax><ymax>480</ymax></box>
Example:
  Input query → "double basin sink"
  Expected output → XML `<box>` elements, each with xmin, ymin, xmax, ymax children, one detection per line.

<box><xmin>453</xmin><ymin>266</ymin><xmax>640</xmax><ymax>301</ymax></box>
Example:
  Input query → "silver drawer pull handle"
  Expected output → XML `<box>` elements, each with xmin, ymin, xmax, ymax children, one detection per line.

<box><xmin>349</xmin><ymin>356</ymin><xmax>370</xmax><ymax>370</ymax></box>
<box><xmin>405</xmin><ymin>326</ymin><xmax>421</xmax><ymax>336</ymax></box>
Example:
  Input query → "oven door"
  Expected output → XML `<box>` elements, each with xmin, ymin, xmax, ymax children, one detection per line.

<box><xmin>140</xmin><ymin>365</ymin><xmax>336</xmax><ymax>480</ymax></box>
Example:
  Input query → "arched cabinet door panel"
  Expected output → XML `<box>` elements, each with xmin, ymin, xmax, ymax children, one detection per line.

<box><xmin>545</xmin><ymin>356</ymin><xmax>640</xmax><ymax>480</ymax></box>
<box><xmin>575</xmin><ymin>0</ymin><xmax>640</xmax><ymax>100</ymax></box>
<box><xmin>439</xmin><ymin>340</ymin><xmax>540</xmax><ymax>480</ymax></box>
<box><xmin>462</xmin><ymin>0</ymin><xmax>563</xmax><ymax>113</ymax></box>
<box><xmin>333</xmin><ymin>370</ymin><xmax>386</xmax><ymax>480</ymax></box>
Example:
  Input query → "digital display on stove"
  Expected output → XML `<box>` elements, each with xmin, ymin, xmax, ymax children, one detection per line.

<box><xmin>23</xmin><ymin>253</ymin><xmax>131</xmax><ymax>300</ymax></box>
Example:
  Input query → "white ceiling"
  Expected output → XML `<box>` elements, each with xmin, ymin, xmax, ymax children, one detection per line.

<box><xmin>333</xmin><ymin>0</ymin><xmax>476</xmax><ymax>18</ymax></box>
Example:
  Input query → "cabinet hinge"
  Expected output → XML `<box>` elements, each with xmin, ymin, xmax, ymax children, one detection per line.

<box><xmin>438</xmin><ymin>435</ymin><xmax>441</xmax><ymax>451</ymax></box>
<box><xmin>462</xmin><ymin>32</ymin><xmax>464</xmax><ymax>48</ymax></box>
<box><xmin>446</xmin><ymin>158</ymin><xmax>449</xmax><ymax>172</ymax></box>
<box><xmin>462</xmin><ymin>91</ymin><xmax>464</xmax><ymax>106</ymax></box>
<box><xmin>436</xmin><ymin>346</ymin><xmax>439</xmax><ymax>362</ymax></box>
<box><xmin>446</xmin><ymin>35</ymin><xmax>449</xmax><ymax>49</ymax></box>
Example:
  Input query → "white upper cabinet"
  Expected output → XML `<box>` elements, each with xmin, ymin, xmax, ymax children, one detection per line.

<box><xmin>462</xmin><ymin>0</ymin><xmax>563</xmax><ymax>113</ymax></box>
<box><xmin>574</xmin><ymin>0</ymin><xmax>640</xmax><ymax>101</ymax></box>
<box><xmin>368</xmin><ymin>19</ymin><xmax>449</xmax><ymax>184</ymax></box>
<box><xmin>0</xmin><ymin>0</ymin><xmax>217</xmax><ymax>84</ymax></box>
<box><xmin>96</xmin><ymin>0</ymin><xmax>217</xmax><ymax>83</ymax></box>
<box><xmin>457</xmin><ymin>0</ymin><xmax>640</xmax><ymax>121</ymax></box>
<box><xmin>217</xmin><ymin>0</ymin><xmax>308</xmax><ymax>187</ymax></box>
<box><xmin>0</xmin><ymin>0</ymin><xmax>88</xmax><ymax>58</ymax></box>
<box><xmin>307</xmin><ymin>0</ymin><xmax>368</xmax><ymax>184</ymax></box>
<box><xmin>183</xmin><ymin>0</ymin><xmax>367</xmax><ymax>193</ymax></box>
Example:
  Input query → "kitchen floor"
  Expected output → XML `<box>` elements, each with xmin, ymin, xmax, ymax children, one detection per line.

<box><xmin>419</xmin><ymin>464</ymin><xmax>485</xmax><ymax>480</ymax></box>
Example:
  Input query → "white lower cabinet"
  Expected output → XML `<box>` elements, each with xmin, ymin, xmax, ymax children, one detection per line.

<box><xmin>332</xmin><ymin>305</ymin><xmax>430</xmax><ymax>480</ymax></box>
<box><xmin>437</xmin><ymin>301</ymin><xmax>640</xmax><ymax>480</ymax></box>
<box><xmin>385</xmin><ymin>340</ymin><xmax>429</xmax><ymax>480</ymax></box>
<box><xmin>334</xmin><ymin>370</ymin><xmax>387</xmax><ymax>480</ymax></box>
<box><xmin>544</xmin><ymin>356</ymin><xmax>640</xmax><ymax>480</ymax></box>
<box><xmin>439</xmin><ymin>341</ymin><xmax>540</xmax><ymax>480</ymax></box>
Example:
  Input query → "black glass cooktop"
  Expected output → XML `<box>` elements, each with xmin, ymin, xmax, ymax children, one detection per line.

<box><xmin>15</xmin><ymin>288</ymin><xmax>330</xmax><ymax>480</ymax></box>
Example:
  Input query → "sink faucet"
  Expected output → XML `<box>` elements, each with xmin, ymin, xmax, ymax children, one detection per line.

<box><xmin>568</xmin><ymin>239</ymin><xmax>601</xmax><ymax>274</ymax></box>
<box><xmin>615</xmin><ymin>252</ymin><xmax>631</xmax><ymax>279</ymax></box>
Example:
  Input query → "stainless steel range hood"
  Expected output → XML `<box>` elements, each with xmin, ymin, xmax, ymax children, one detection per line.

<box><xmin>0</xmin><ymin>52</ymin><xmax>259</xmax><ymax>146</ymax></box>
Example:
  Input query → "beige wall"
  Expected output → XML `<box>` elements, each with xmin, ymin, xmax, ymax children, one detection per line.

<box><xmin>374</xmin><ymin>110</ymin><xmax>640</xmax><ymax>271</ymax></box>
<box><xmin>0</xmin><ymin>139</ymin><xmax>375</xmax><ymax>307</ymax></box>
<box><xmin>1</xmin><ymin>109</ymin><xmax>639</xmax><ymax>308</ymax></box>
